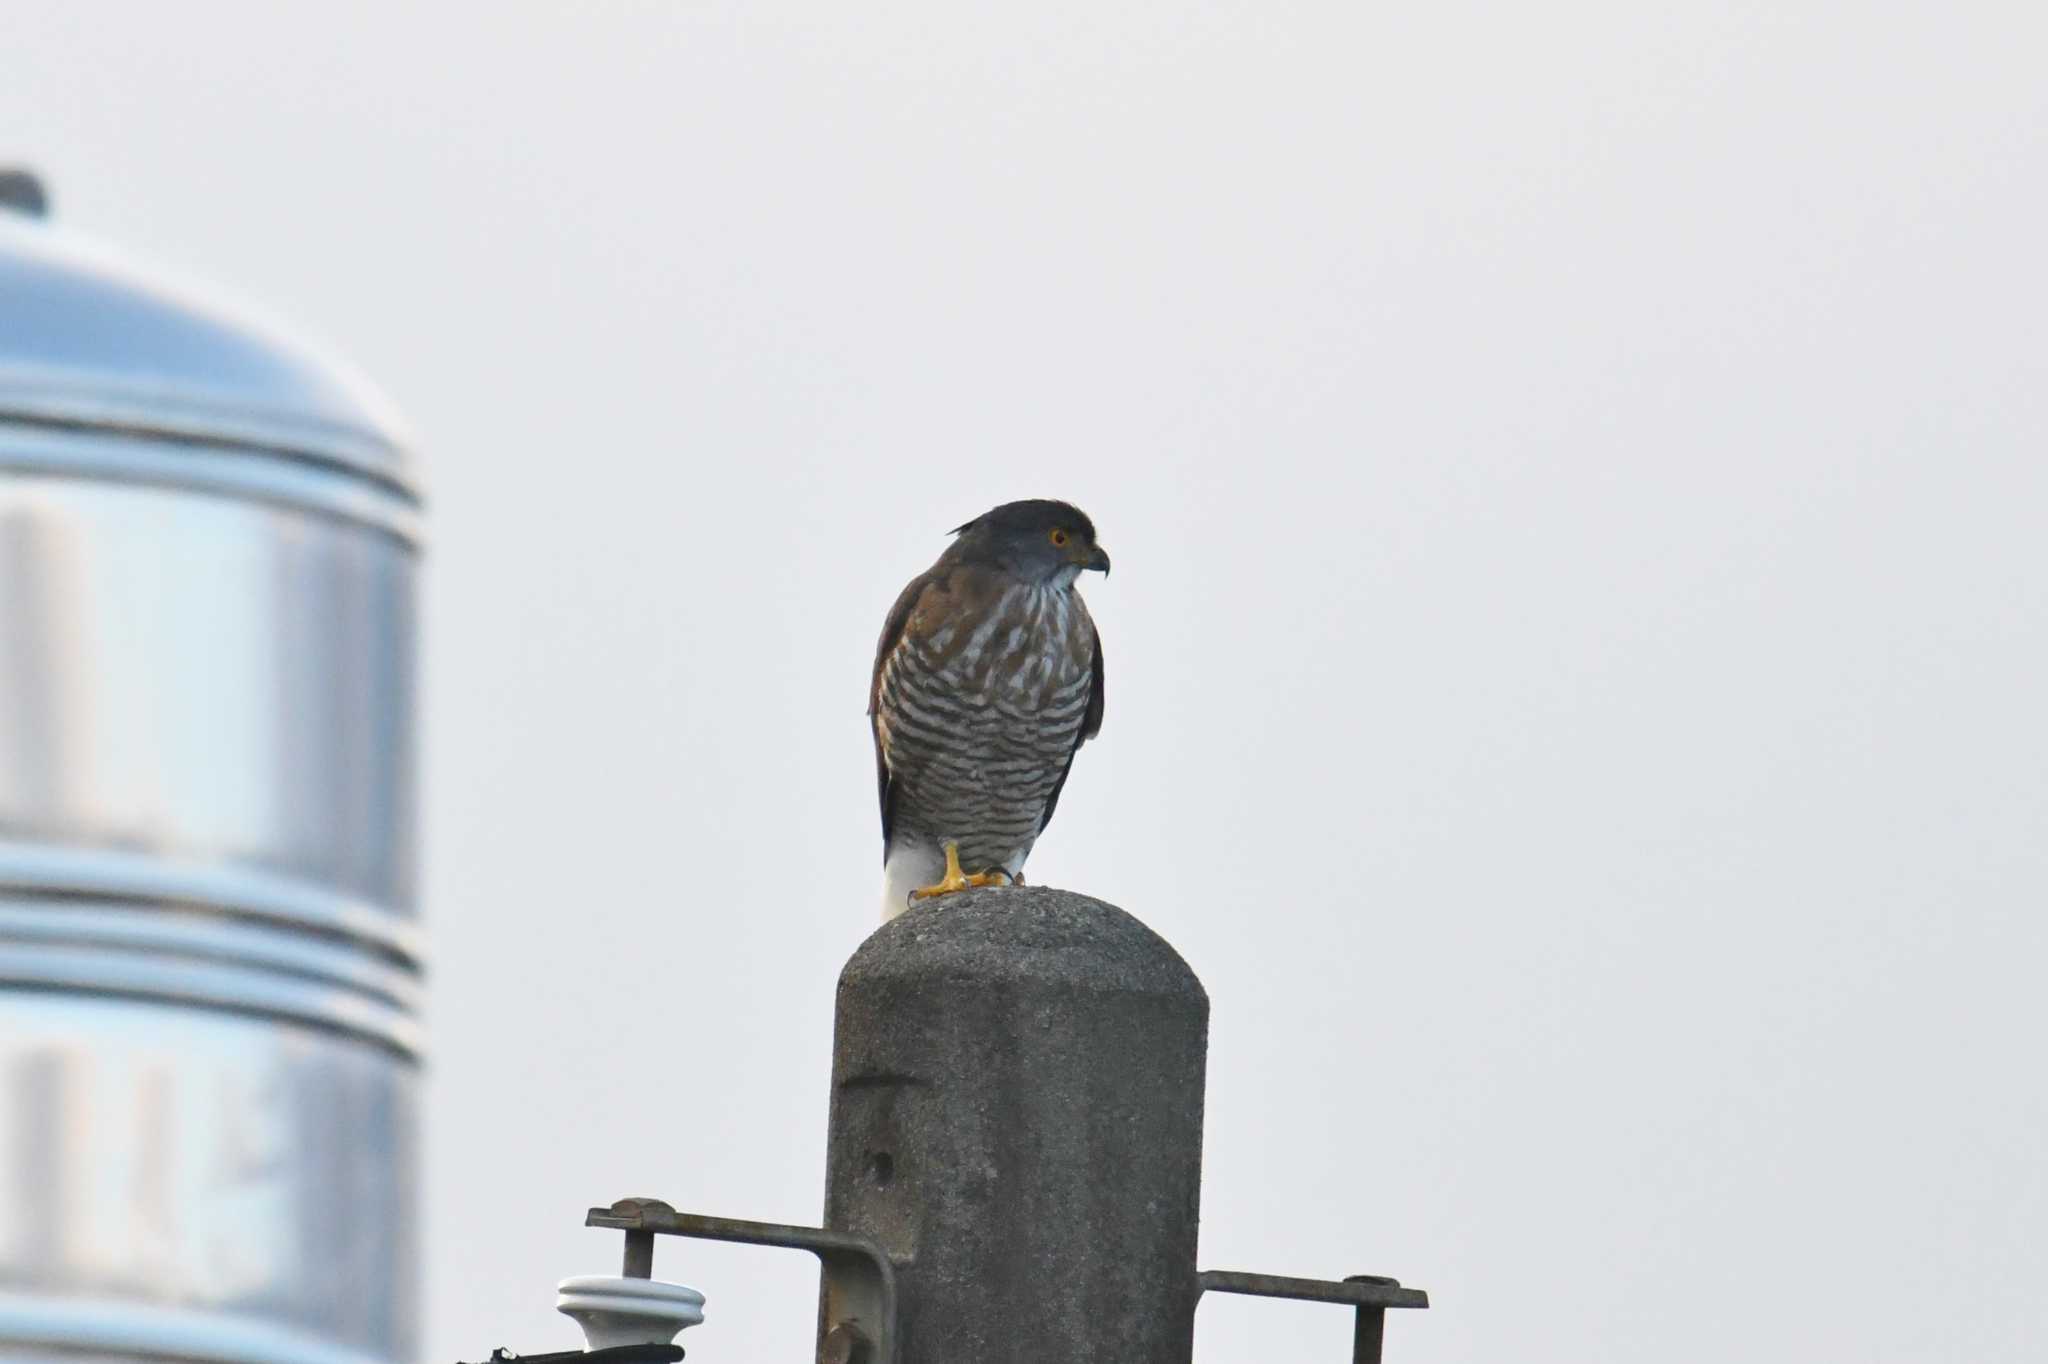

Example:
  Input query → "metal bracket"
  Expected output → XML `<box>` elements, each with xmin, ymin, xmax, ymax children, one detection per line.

<box><xmin>586</xmin><ymin>1198</ymin><xmax>898</xmax><ymax>1364</ymax></box>
<box><xmin>1198</xmin><ymin>1269</ymin><xmax>1429</xmax><ymax>1364</ymax></box>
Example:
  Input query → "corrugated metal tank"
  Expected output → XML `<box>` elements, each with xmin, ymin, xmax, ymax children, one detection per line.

<box><xmin>0</xmin><ymin>187</ymin><xmax>422</xmax><ymax>1364</ymax></box>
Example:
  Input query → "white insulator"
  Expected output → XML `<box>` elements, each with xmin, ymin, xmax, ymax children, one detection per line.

<box><xmin>555</xmin><ymin>1276</ymin><xmax>706</xmax><ymax>1350</ymax></box>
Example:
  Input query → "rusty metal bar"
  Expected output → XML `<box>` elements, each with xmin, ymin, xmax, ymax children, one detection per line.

<box><xmin>1197</xmin><ymin>1269</ymin><xmax>1427</xmax><ymax>1364</ymax></box>
<box><xmin>1196</xmin><ymin>1270</ymin><xmax>1428</xmax><ymax>1311</ymax></box>
<box><xmin>586</xmin><ymin>1198</ymin><xmax>897</xmax><ymax>1364</ymax></box>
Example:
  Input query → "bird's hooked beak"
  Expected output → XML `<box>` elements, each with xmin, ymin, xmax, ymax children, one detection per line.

<box><xmin>1083</xmin><ymin>544</ymin><xmax>1111</xmax><ymax>577</ymax></box>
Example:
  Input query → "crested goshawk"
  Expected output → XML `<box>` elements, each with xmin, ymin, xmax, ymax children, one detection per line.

<box><xmin>869</xmin><ymin>499</ymin><xmax>1110</xmax><ymax>919</ymax></box>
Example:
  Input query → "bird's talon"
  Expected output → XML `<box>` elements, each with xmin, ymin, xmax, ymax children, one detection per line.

<box><xmin>911</xmin><ymin>843</ymin><xmax>1010</xmax><ymax>899</ymax></box>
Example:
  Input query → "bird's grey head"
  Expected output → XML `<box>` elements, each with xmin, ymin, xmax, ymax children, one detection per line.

<box><xmin>948</xmin><ymin>499</ymin><xmax>1112</xmax><ymax>586</ymax></box>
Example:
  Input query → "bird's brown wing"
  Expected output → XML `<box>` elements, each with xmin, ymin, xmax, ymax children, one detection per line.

<box><xmin>870</xmin><ymin>568</ymin><xmax>936</xmax><ymax>855</ymax></box>
<box><xmin>1037</xmin><ymin>618</ymin><xmax>1104</xmax><ymax>835</ymax></box>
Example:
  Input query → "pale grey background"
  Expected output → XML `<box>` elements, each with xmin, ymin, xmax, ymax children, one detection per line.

<box><xmin>8</xmin><ymin>2</ymin><xmax>2046</xmax><ymax>1360</ymax></box>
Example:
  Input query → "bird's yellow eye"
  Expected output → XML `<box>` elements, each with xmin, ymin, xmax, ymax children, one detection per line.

<box><xmin>1050</xmin><ymin>528</ymin><xmax>1070</xmax><ymax>548</ymax></box>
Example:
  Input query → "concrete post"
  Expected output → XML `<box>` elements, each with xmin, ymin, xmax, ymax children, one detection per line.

<box><xmin>823</xmin><ymin>887</ymin><xmax>1208</xmax><ymax>1364</ymax></box>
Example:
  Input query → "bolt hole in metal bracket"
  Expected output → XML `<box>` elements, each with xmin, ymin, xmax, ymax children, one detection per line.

<box><xmin>1198</xmin><ymin>1270</ymin><xmax>1429</xmax><ymax>1364</ymax></box>
<box><xmin>586</xmin><ymin>1198</ymin><xmax>898</xmax><ymax>1364</ymax></box>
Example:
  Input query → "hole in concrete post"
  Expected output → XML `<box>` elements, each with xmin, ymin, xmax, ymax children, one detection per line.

<box><xmin>866</xmin><ymin>1151</ymin><xmax>894</xmax><ymax>1187</ymax></box>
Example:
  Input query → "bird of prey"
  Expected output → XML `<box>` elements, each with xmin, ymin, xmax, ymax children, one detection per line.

<box><xmin>870</xmin><ymin>499</ymin><xmax>1110</xmax><ymax>920</ymax></box>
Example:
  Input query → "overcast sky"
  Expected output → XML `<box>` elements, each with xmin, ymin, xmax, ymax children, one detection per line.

<box><xmin>9</xmin><ymin>3</ymin><xmax>2047</xmax><ymax>1360</ymax></box>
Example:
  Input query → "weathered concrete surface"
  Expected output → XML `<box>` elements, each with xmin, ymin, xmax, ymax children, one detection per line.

<box><xmin>822</xmin><ymin>887</ymin><xmax>1209</xmax><ymax>1364</ymax></box>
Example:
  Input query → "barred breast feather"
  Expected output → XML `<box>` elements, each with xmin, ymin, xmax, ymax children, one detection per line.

<box><xmin>870</xmin><ymin>561</ymin><xmax>1104</xmax><ymax>901</ymax></box>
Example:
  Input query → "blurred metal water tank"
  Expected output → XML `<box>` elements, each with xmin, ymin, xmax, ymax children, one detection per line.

<box><xmin>0</xmin><ymin>181</ymin><xmax>422</xmax><ymax>1364</ymax></box>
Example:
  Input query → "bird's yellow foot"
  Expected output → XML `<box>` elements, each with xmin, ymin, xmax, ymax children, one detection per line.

<box><xmin>911</xmin><ymin>842</ymin><xmax>1012</xmax><ymax>899</ymax></box>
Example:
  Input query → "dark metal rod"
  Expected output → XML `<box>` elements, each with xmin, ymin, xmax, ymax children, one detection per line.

<box><xmin>1351</xmin><ymin>1305</ymin><xmax>1386</xmax><ymax>1364</ymax></box>
<box><xmin>621</xmin><ymin>1229</ymin><xmax>655</xmax><ymax>1280</ymax></box>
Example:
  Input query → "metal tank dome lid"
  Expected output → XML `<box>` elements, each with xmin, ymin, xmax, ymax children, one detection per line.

<box><xmin>0</xmin><ymin>171</ymin><xmax>419</xmax><ymax>501</ymax></box>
